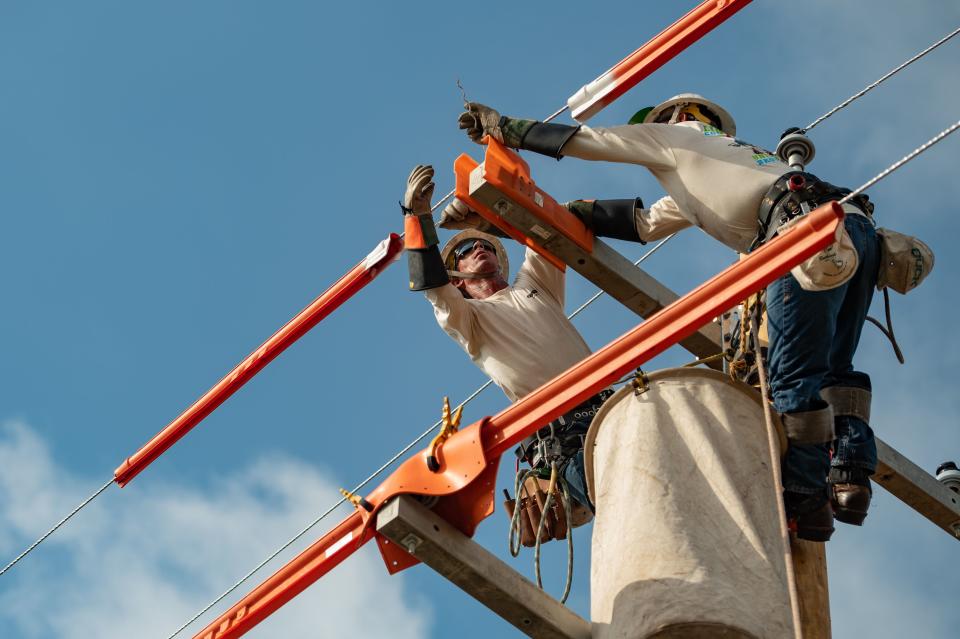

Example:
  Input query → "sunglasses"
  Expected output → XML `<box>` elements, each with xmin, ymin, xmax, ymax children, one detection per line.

<box><xmin>453</xmin><ymin>239</ymin><xmax>496</xmax><ymax>262</ymax></box>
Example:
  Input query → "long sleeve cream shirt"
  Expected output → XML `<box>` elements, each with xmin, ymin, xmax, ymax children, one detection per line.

<box><xmin>425</xmin><ymin>249</ymin><xmax>591</xmax><ymax>403</ymax></box>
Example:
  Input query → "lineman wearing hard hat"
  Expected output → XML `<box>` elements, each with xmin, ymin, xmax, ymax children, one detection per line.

<box><xmin>401</xmin><ymin>164</ymin><xmax>624</xmax><ymax>525</ymax></box>
<box><xmin>459</xmin><ymin>94</ymin><xmax>883</xmax><ymax>542</ymax></box>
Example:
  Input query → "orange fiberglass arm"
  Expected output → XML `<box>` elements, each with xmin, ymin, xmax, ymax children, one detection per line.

<box><xmin>567</xmin><ymin>0</ymin><xmax>754</xmax><ymax>122</ymax></box>
<box><xmin>113</xmin><ymin>234</ymin><xmax>404</xmax><ymax>487</ymax></box>
<box><xmin>195</xmin><ymin>201</ymin><xmax>844</xmax><ymax>639</ymax></box>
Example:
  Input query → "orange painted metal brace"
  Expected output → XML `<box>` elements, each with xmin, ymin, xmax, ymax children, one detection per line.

<box><xmin>567</xmin><ymin>0</ymin><xmax>754</xmax><ymax>122</ymax></box>
<box><xmin>114</xmin><ymin>234</ymin><xmax>404</xmax><ymax>487</ymax></box>
<box><xmin>194</xmin><ymin>201</ymin><xmax>844</xmax><ymax>639</ymax></box>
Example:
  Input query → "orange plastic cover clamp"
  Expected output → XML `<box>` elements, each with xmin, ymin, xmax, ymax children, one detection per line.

<box><xmin>453</xmin><ymin>153</ymin><xmax>566</xmax><ymax>271</ymax></box>
<box><xmin>480</xmin><ymin>138</ymin><xmax>594</xmax><ymax>254</ymax></box>
<box><xmin>568</xmin><ymin>0</ymin><xmax>754</xmax><ymax>122</ymax></box>
<box><xmin>114</xmin><ymin>234</ymin><xmax>405</xmax><ymax>487</ymax></box>
<box><xmin>193</xmin><ymin>201</ymin><xmax>843</xmax><ymax>639</ymax></box>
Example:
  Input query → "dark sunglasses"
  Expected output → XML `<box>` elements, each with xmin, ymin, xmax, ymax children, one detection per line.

<box><xmin>453</xmin><ymin>239</ymin><xmax>496</xmax><ymax>262</ymax></box>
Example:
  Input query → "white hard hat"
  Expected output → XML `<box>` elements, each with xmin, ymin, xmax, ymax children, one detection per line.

<box><xmin>643</xmin><ymin>93</ymin><xmax>736</xmax><ymax>137</ymax></box>
<box><xmin>441</xmin><ymin>230</ymin><xmax>510</xmax><ymax>279</ymax></box>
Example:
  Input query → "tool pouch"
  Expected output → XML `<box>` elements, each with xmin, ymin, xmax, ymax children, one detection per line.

<box><xmin>875</xmin><ymin>228</ymin><xmax>934</xmax><ymax>294</ymax></box>
<box><xmin>503</xmin><ymin>476</ymin><xmax>569</xmax><ymax>547</ymax></box>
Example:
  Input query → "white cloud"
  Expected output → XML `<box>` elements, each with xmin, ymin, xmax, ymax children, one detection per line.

<box><xmin>0</xmin><ymin>420</ymin><xmax>433</xmax><ymax>639</ymax></box>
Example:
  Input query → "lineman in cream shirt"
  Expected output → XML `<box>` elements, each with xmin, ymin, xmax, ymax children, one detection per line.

<box><xmin>459</xmin><ymin>95</ymin><xmax>881</xmax><ymax>542</ymax></box>
<box><xmin>400</xmin><ymin>164</ymin><xmax>628</xmax><ymax>514</ymax></box>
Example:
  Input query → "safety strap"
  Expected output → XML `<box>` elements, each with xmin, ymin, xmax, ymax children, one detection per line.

<box><xmin>781</xmin><ymin>405</ymin><xmax>835</xmax><ymax>445</ymax></box>
<box><xmin>820</xmin><ymin>385</ymin><xmax>871</xmax><ymax>424</ymax></box>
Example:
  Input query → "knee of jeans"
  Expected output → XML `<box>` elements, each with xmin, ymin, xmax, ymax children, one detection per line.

<box><xmin>828</xmin><ymin>372</ymin><xmax>871</xmax><ymax>391</ymax></box>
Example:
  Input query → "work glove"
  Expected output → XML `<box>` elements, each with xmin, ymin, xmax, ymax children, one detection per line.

<box><xmin>438</xmin><ymin>198</ymin><xmax>508</xmax><ymax>238</ymax></box>
<box><xmin>404</xmin><ymin>164</ymin><xmax>435</xmax><ymax>215</ymax></box>
<box><xmin>458</xmin><ymin>102</ymin><xmax>504</xmax><ymax>145</ymax></box>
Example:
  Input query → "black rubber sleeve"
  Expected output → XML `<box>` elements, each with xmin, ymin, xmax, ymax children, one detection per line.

<box><xmin>503</xmin><ymin>117</ymin><xmax>581</xmax><ymax>160</ymax></box>
<box><xmin>407</xmin><ymin>247</ymin><xmax>450</xmax><ymax>291</ymax></box>
<box><xmin>570</xmin><ymin>198</ymin><xmax>645</xmax><ymax>243</ymax></box>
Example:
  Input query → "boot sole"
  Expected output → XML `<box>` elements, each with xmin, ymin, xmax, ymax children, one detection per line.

<box><xmin>833</xmin><ymin>508</ymin><xmax>868</xmax><ymax>526</ymax></box>
<box><xmin>795</xmin><ymin>525</ymin><xmax>834</xmax><ymax>542</ymax></box>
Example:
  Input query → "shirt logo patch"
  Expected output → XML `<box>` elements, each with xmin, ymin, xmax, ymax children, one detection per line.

<box><xmin>728</xmin><ymin>138</ymin><xmax>779</xmax><ymax>166</ymax></box>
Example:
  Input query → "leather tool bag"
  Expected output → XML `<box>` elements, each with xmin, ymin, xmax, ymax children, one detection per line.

<box><xmin>503</xmin><ymin>475</ymin><xmax>568</xmax><ymax>547</ymax></box>
<box><xmin>875</xmin><ymin>228</ymin><xmax>934</xmax><ymax>294</ymax></box>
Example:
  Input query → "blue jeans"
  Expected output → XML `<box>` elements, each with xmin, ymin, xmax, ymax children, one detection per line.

<box><xmin>561</xmin><ymin>449</ymin><xmax>593</xmax><ymax>513</ymax></box>
<box><xmin>766</xmin><ymin>213</ymin><xmax>880</xmax><ymax>494</ymax></box>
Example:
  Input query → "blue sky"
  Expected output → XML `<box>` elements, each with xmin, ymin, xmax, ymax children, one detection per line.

<box><xmin>1</xmin><ymin>1</ymin><xmax>959</xmax><ymax>637</ymax></box>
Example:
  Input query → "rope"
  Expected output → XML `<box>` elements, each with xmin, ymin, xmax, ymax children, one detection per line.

<box><xmin>839</xmin><ymin>119</ymin><xmax>960</xmax><ymax>203</ymax></box>
<box><xmin>682</xmin><ymin>352</ymin><xmax>725</xmax><ymax>368</ymax></box>
<box><xmin>804</xmin><ymin>25</ymin><xmax>960</xmax><ymax>133</ymax></box>
<box><xmin>750</xmin><ymin>305</ymin><xmax>804</xmax><ymax>639</ymax></box>
<box><xmin>0</xmin><ymin>478</ymin><xmax>114</xmax><ymax>577</ymax></box>
<box><xmin>865</xmin><ymin>288</ymin><xmax>905</xmax><ymax>364</ymax></box>
<box><xmin>529</xmin><ymin>461</ymin><xmax>575</xmax><ymax>604</ymax></box>
<box><xmin>508</xmin><ymin>468</ymin><xmax>541</xmax><ymax>557</ymax></box>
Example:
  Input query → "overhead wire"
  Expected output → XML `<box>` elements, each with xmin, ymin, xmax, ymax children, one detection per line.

<box><xmin>803</xmin><ymin>25</ymin><xmax>960</xmax><ymax>133</ymax></box>
<box><xmin>839</xmin><ymin>119</ymin><xmax>960</xmax><ymax>202</ymax></box>
<box><xmin>0</xmin><ymin>478</ymin><xmax>114</xmax><ymax>577</ymax></box>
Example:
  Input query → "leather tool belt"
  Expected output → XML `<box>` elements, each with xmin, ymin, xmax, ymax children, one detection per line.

<box><xmin>515</xmin><ymin>389</ymin><xmax>614</xmax><ymax>468</ymax></box>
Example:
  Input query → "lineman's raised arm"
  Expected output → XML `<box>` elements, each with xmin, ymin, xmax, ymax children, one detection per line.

<box><xmin>458</xmin><ymin>102</ymin><xmax>675</xmax><ymax>169</ymax></box>
<box><xmin>402</xmin><ymin>164</ymin><xmax>449</xmax><ymax>292</ymax></box>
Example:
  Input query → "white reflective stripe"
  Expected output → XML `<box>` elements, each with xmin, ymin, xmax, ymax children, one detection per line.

<box><xmin>568</xmin><ymin>72</ymin><xmax>616</xmax><ymax>123</ymax></box>
<box><xmin>363</xmin><ymin>237</ymin><xmax>400</xmax><ymax>271</ymax></box>
<box><xmin>325</xmin><ymin>531</ymin><xmax>353</xmax><ymax>558</ymax></box>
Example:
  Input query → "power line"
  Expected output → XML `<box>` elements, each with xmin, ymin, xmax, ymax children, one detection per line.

<box><xmin>804</xmin><ymin>25</ymin><xmax>960</xmax><ymax>132</ymax></box>
<box><xmin>840</xmin><ymin>119</ymin><xmax>960</xmax><ymax>202</ymax></box>
<box><xmin>0</xmin><ymin>478</ymin><xmax>113</xmax><ymax>577</ymax></box>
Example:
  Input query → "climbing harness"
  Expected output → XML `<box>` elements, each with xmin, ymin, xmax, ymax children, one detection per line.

<box><xmin>514</xmin><ymin>390</ymin><xmax>612</xmax><ymax>469</ymax></box>
<box><xmin>754</xmin><ymin>171</ymin><xmax>873</xmax><ymax>249</ymax></box>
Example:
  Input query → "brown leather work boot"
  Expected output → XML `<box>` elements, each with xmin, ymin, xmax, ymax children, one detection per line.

<box><xmin>784</xmin><ymin>489</ymin><xmax>835</xmax><ymax>542</ymax></box>
<box><xmin>830</xmin><ymin>467</ymin><xmax>873</xmax><ymax>525</ymax></box>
